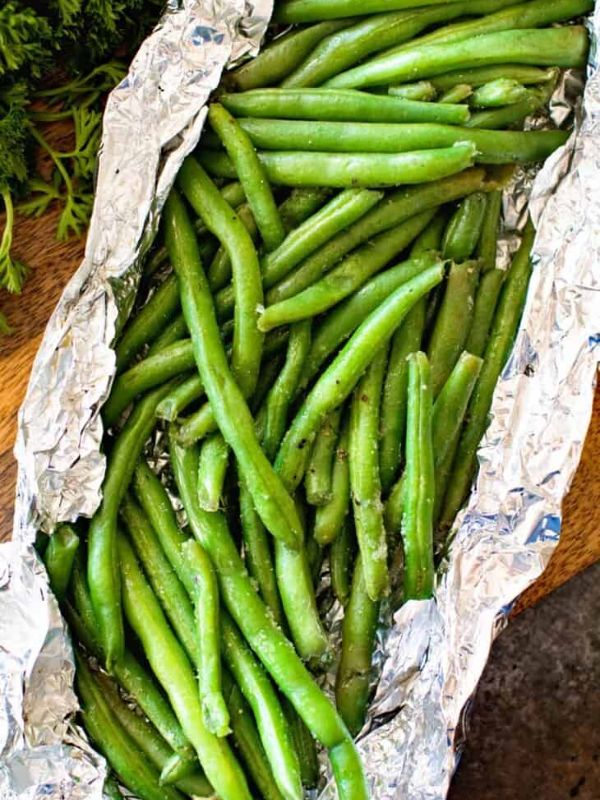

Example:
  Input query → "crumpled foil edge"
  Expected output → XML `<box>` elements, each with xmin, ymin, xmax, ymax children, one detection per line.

<box><xmin>1</xmin><ymin>2</ymin><xmax>599</xmax><ymax>799</ymax></box>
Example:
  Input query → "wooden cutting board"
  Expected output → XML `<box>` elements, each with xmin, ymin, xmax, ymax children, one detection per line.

<box><xmin>0</xmin><ymin>182</ymin><xmax>598</xmax><ymax>610</ymax></box>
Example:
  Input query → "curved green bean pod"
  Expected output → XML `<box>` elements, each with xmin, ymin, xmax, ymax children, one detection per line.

<box><xmin>209</xmin><ymin>103</ymin><xmax>284</xmax><ymax>252</ymax></box>
<box><xmin>275</xmin><ymin>264</ymin><xmax>445</xmax><ymax>493</ymax></box>
<box><xmin>477</xmin><ymin>190</ymin><xmax>502</xmax><ymax>271</ymax></box>
<box><xmin>147</xmin><ymin>314</ymin><xmax>188</xmax><ymax>356</ymax></box>
<box><xmin>389</xmin><ymin>82</ymin><xmax>436</xmax><ymax>101</ymax></box>
<box><xmin>208</xmin><ymin>202</ymin><xmax>258</xmax><ymax>292</ymax></box>
<box><xmin>76</xmin><ymin>655</ymin><xmax>186</xmax><ymax>800</ymax></box>
<box><xmin>234</xmin><ymin>118</ymin><xmax>568</xmax><ymax>165</ymax></box>
<box><xmin>276</xmin><ymin>0</ymin><xmax>463</xmax><ymax>24</ymax></box>
<box><xmin>305</xmin><ymin>409</ymin><xmax>342</xmax><ymax>506</ymax></box>
<box><xmin>177</xmin><ymin>157</ymin><xmax>263</xmax><ymax>399</ymax></box>
<box><xmin>103</xmin><ymin>340</ymin><xmax>195</xmax><ymax>427</ymax></box>
<box><xmin>301</xmin><ymin>253</ymin><xmax>439</xmax><ymax>387</ymax></box>
<box><xmin>335</xmin><ymin>555</ymin><xmax>379</xmax><ymax>736</ymax></box>
<box><xmin>266</xmin><ymin>167</ymin><xmax>487</xmax><ymax>306</ymax></box>
<box><xmin>182</xmin><ymin>539</ymin><xmax>230</xmax><ymax>738</ymax></box>
<box><xmin>402</xmin><ymin>352</ymin><xmax>435</xmax><ymax>600</ymax></box>
<box><xmin>326</xmin><ymin>26</ymin><xmax>589</xmax><ymax>89</ymax></box>
<box><xmin>200</xmin><ymin>143</ymin><xmax>477</xmax><ymax>189</ymax></box>
<box><xmin>91</xmin><ymin>669</ymin><xmax>212</xmax><ymax>795</ymax></box>
<box><xmin>88</xmin><ymin>380</ymin><xmax>175</xmax><ymax>668</ymax></box>
<box><xmin>471</xmin><ymin>78</ymin><xmax>531</xmax><ymax>107</ymax></box>
<box><xmin>119</xmin><ymin>535</ymin><xmax>252</xmax><ymax>800</ymax></box>
<box><xmin>220</xmin><ymin>88</ymin><xmax>470</xmax><ymax>125</ymax></box>
<box><xmin>115</xmin><ymin>275</ymin><xmax>179</xmax><ymax>372</ymax></box>
<box><xmin>440</xmin><ymin>219</ymin><xmax>535</xmax><ymax>530</ymax></box>
<box><xmin>438</xmin><ymin>84</ymin><xmax>472</xmax><ymax>104</ymax></box>
<box><xmin>43</xmin><ymin>524</ymin><xmax>79</xmax><ymax>601</ymax></box>
<box><xmin>314</xmin><ymin>421</ymin><xmax>350</xmax><ymax>547</ymax></box>
<box><xmin>329</xmin><ymin>519</ymin><xmax>355</xmax><ymax>606</ymax></box>
<box><xmin>432</xmin><ymin>352</ymin><xmax>483</xmax><ymax>523</ymax></box>
<box><xmin>168</xmin><ymin>433</ymin><xmax>367</xmax><ymax>800</ymax></box>
<box><xmin>261</xmin><ymin>210</ymin><xmax>435</xmax><ymax>333</ymax></box>
<box><xmin>279</xmin><ymin>187</ymin><xmax>333</xmax><ymax>231</ymax></box>
<box><xmin>466</xmin><ymin>83</ymin><xmax>555</xmax><ymax>129</ymax></box>
<box><xmin>156</xmin><ymin>374</ymin><xmax>204</xmax><ymax>421</ymax></box>
<box><xmin>232</xmin><ymin>19</ymin><xmax>354</xmax><ymax>90</ymax></box>
<box><xmin>264</xmin><ymin>321</ymin><xmax>312</xmax><ymax>461</ymax></box>
<box><xmin>349</xmin><ymin>348</ymin><xmax>389</xmax><ymax>601</ymax></box>
<box><xmin>197</xmin><ymin>433</ymin><xmax>230</xmax><ymax>512</ymax></box>
<box><xmin>427</xmin><ymin>260</ymin><xmax>480</xmax><ymax>397</ymax></box>
<box><xmin>442</xmin><ymin>193</ymin><xmax>487</xmax><ymax>262</ymax></box>
<box><xmin>164</xmin><ymin>186</ymin><xmax>302</xmax><ymax>549</ymax></box>
<box><xmin>238</xmin><ymin>476</ymin><xmax>284</xmax><ymax>625</ymax></box>
<box><xmin>222</xmin><ymin>613</ymin><xmax>303</xmax><ymax>800</ymax></box>
<box><xmin>431</xmin><ymin>64</ymin><xmax>557</xmax><ymax>92</ymax></box>
<box><xmin>465</xmin><ymin>268</ymin><xmax>506</xmax><ymax>357</ymax></box>
<box><xmin>262</xmin><ymin>188</ymin><xmax>382</xmax><ymax>289</ymax></box>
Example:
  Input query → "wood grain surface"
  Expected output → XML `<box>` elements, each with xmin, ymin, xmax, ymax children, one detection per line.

<box><xmin>0</xmin><ymin>169</ymin><xmax>598</xmax><ymax>608</ymax></box>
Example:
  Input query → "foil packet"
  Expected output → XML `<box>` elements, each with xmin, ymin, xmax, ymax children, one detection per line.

<box><xmin>1</xmin><ymin>2</ymin><xmax>599</xmax><ymax>798</ymax></box>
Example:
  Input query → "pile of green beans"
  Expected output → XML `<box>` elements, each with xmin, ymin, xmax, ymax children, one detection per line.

<box><xmin>40</xmin><ymin>2</ymin><xmax>587</xmax><ymax>797</ymax></box>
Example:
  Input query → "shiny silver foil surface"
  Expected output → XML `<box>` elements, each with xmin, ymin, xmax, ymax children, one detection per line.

<box><xmin>2</xmin><ymin>3</ymin><xmax>599</xmax><ymax>799</ymax></box>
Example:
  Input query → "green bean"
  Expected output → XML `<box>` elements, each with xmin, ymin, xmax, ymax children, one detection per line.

<box><xmin>335</xmin><ymin>555</ymin><xmax>379</xmax><ymax>736</ymax></box>
<box><xmin>115</xmin><ymin>275</ymin><xmax>179</xmax><ymax>372</ymax></box>
<box><xmin>379</xmin><ymin>298</ymin><xmax>427</xmax><ymax>494</ymax></box>
<box><xmin>314</xmin><ymin>422</ymin><xmax>350</xmax><ymax>547</ymax></box>
<box><xmin>275</xmin><ymin>264</ymin><xmax>445</xmax><ymax>493</ymax></box>
<box><xmin>266</xmin><ymin>167</ymin><xmax>487</xmax><ymax>306</ymax></box>
<box><xmin>225</xmin><ymin>681</ymin><xmax>285</xmax><ymax>800</ymax></box>
<box><xmin>465</xmin><ymin>268</ymin><xmax>506</xmax><ymax>357</ymax></box>
<box><xmin>410</xmin><ymin>210</ymin><xmax>448</xmax><ymax>256</ymax></box>
<box><xmin>281</xmin><ymin>1</ymin><xmax>515</xmax><ymax>89</ymax></box>
<box><xmin>168</xmin><ymin>433</ymin><xmax>367</xmax><ymax>800</ymax></box>
<box><xmin>442</xmin><ymin>192</ymin><xmax>487</xmax><ymax>262</ymax></box>
<box><xmin>177</xmin><ymin>402</ymin><xmax>219</xmax><ymax>447</ymax></box>
<box><xmin>238</xmin><ymin>476</ymin><xmax>284</xmax><ymax>626</ymax></box>
<box><xmin>103</xmin><ymin>340</ymin><xmax>195</xmax><ymax>427</ymax></box>
<box><xmin>301</xmin><ymin>253</ymin><xmax>439</xmax><ymax>387</ymax></box>
<box><xmin>431</xmin><ymin>64</ymin><xmax>557</xmax><ymax>92</ymax></box>
<box><xmin>221</xmin><ymin>613</ymin><xmax>303</xmax><ymax>800</ymax></box>
<box><xmin>181</xmin><ymin>539</ymin><xmax>230</xmax><ymax>738</ymax></box>
<box><xmin>220</xmin><ymin>88</ymin><xmax>470</xmax><ymax>125</ymax></box>
<box><xmin>466</xmin><ymin>80</ymin><xmax>558</xmax><ymax>129</ymax></box>
<box><xmin>88</xmin><ymin>381</ymin><xmax>175</xmax><ymax>668</ymax></box>
<box><xmin>68</xmin><ymin>561</ymin><xmax>195</xmax><ymax>761</ymax></box>
<box><xmin>477</xmin><ymin>190</ymin><xmax>502</xmax><ymax>271</ymax></box>
<box><xmin>274</xmin><ymin>531</ymin><xmax>329</xmax><ymax>659</ymax></box>
<box><xmin>201</xmin><ymin>143</ymin><xmax>477</xmax><ymax>189</ymax></box>
<box><xmin>264</xmin><ymin>321</ymin><xmax>312</xmax><ymax>461</ymax></box>
<box><xmin>305</xmin><ymin>409</ymin><xmax>342</xmax><ymax>507</ymax></box>
<box><xmin>432</xmin><ymin>352</ymin><xmax>483</xmax><ymax>523</ymax></box>
<box><xmin>209</xmin><ymin>103</ymin><xmax>285</xmax><ymax>252</ymax></box>
<box><xmin>156</xmin><ymin>374</ymin><xmax>204</xmax><ymax>421</ymax></box>
<box><xmin>389</xmin><ymin>81</ymin><xmax>436</xmax><ymax>101</ymax></box>
<box><xmin>348</xmin><ymin>348</ymin><xmax>389</xmax><ymax>601</ymax></box>
<box><xmin>440</xmin><ymin>219</ymin><xmax>535</xmax><ymax>530</ymax></box>
<box><xmin>234</xmin><ymin>118</ymin><xmax>568</xmax><ymax>165</ymax></box>
<box><xmin>402</xmin><ymin>352</ymin><xmax>435</xmax><ymax>600</ymax></box>
<box><xmin>262</xmin><ymin>189</ymin><xmax>382</xmax><ymax>288</ymax></box>
<box><xmin>118</xmin><ymin>535</ymin><xmax>252</xmax><ymax>800</ymax></box>
<box><xmin>252</xmin><ymin>352</ymin><xmax>287</xmax><ymax>414</ymax></box>
<box><xmin>120</xmin><ymin>496</ymin><xmax>199</xmax><ymax>664</ymax></box>
<box><xmin>326</xmin><ymin>26</ymin><xmax>589</xmax><ymax>89</ymax></box>
<box><xmin>75</xmin><ymin>654</ymin><xmax>186</xmax><ymax>800</ymax></box>
<box><xmin>165</xmin><ymin>185</ymin><xmax>302</xmax><ymax>549</ymax></box>
<box><xmin>232</xmin><ymin>20</ymin><xmax>354</xmax><ymax>90</ymax></box>
<box><xmin>261</xmin><ymin>210</ymin><xmax>435</xmax><ymax>333</ymax></box>
<box><xmin>208</xmin><ymin>202</ymin><xmax>259</xmax><ymax>292</ymax></box>
<box><xmin>275</xmin><ymin>0</ymin><xmax>464</xmax><ymax>24</ymax></box>
<box><xmin>471</xmin><ymin>78</ymin><xmax>531</xmax><ymax>108</ymax></box>
<box><xmin>279</xmin><ymin>187</ymin><xmax>333</xmax><ymax>232</ymax></box>
<box><xmin>91</xmin><ymin>669</ymin><xmax>213</xmax><ymax>795</ymax></box>
<box><xmin>43</xmin><ymin>523</ymin><xmax>79</xmax><ymax>601</ymax></box>
<box><xmin>427</xmin><ymin>260</ymin><xmax>480</xmax><ymax>397</ymax></box>
<box><xmin>147</xmin><ymin>314</ymin><xmax>189</xmax><ymax>356</ymax></box>
<box><xmin>439</xmin><ymin>84</ymin><xmax>471</xmax><ymax>104</ymax></box>
<box><xmin>197</xmin><ymin>433</ymin><xmax>230</xmax><ymax>512</ymax></box>
<box><xmin>177</xmin><ymin>158</ymin><xmax>263</xmax><ymax>399</ymax></box>
<box><xmin>329</xmin><ymin>519</ymin><xmax>355</xmax><ymax>607</ymax></box>
<box><xmin>283</xmin><ymin>701</ymin><xmax>319</xmax><ymax>788</ymax></box>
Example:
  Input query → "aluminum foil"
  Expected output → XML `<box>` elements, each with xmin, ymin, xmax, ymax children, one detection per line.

<box><xmin>1</xmin><ymin>2</ymin><xmax>599</xmax><ymax>799</ymax></box>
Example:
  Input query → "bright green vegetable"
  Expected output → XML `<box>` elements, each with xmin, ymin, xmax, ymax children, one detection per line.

<box><xmin>43</xmin><ymin>524</ymin><xmax>79</xmax><ymax>601</ymax></box>
<box><xmin>313</xmin><ymin>419</ymin><xmax>350</xmax><ymax>547</ymax></box>
<box><xmin>431</xmin><ymin>64</ymin><xmax>557</xmax><ymax>91</ymax></box>
<box><xmin>208</xmin><ymin>202</ymin><xmax>259</xmax><ymax>292</ymax></box>
<box><xmin>442</xmin><ymin>192</ymin><xmax>487</xmax><ymax>262</ymax></box>
<box><xmin>438</xmin><ymin>84</ymin><xmax>472</xmax><ymax>104</ymax></box>
<box><xmin>276</xmin><ymin>0</ymin><xmax>466</xmax><ymax>24</ymax></box>
<box><xmin>197</xmin><ymin>432</ymin><xmax>230</xmax><ymax>512</ymax></box>
<box><xmin>465</xmin><ymin>268</ymin><xmax>506</xmax><ymax>357</ymax></box>
<box><xmin>305</xmin><ymin>409</ymin><xmax>342</xmax><ymax>506</ymax></box>
<box><xmin>146</xmin><ymin>314</ymin><xmax>189</xmax><ymax>356</ymax></box>
<box><xmin>389</xmin><ymin>81</ymin><xmax>436</xmax><ymax>101</ymax></box>
<box><xmin>155</xmin><ymin>374</ymin><xmax>204</xmax><ymax>421</ymax></box>
<box><xmin>477</xmin><ymin>190</ymin><xmax>502</xmax><ymax>271</ymax></box>
<box><xmin>330</xmin><ymin>519</ymin><xmax>355</xmax><ymax>607</ymax></box>
<box><xmin>471</xmin><ymin>78</ymin><xmax>531</xmax><ymax>107</ymax></box>
<box><xmin>466</xmin><ymin>83</ymin><xmax>556</xmax><ymax>129</ymax></box>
